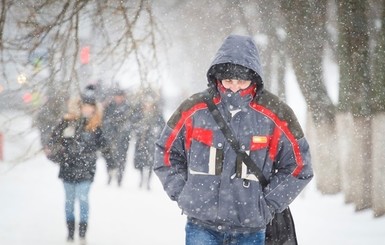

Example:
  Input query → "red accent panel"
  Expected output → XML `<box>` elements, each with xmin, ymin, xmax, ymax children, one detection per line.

<box><xmin>185</xmin><ymin>117</ymin><xmax>193</xmax><ymax>150</ymax></box>
<box><xmin>269</xmin><ymin>127</ymin><xmax>282</xmax><ymax>161</ymax></box>
<box><xmin>240</xmin><ymin>83</ymin><xmax>256</xmax><ymax>97</ymax></box>
<box><xmin>250</xmin><ymin>102</ymin><xmax>304</xmax><ymax>177</ymax></box>
<box><xmin>213</xmin><ymin>95</ymin><xmax>221</xmax><ymax>104</ymax></box>
<box><xmin>164</xmin><ymin>102</ymin><xmax>208</xmax><ymax>166</ymax></box>
<box><xmin>191</xmin><ymin>128</ymin><xmax>213</xmax><ymax>146</ymax></box>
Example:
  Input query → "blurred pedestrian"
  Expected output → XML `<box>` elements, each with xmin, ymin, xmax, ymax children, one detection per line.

<box><xmin>83</xmin><ymin>81</ymin><xmax>107</xmax><ymax>103</ymax></box>
<box><xmin>133</xmin><ymin>95</ymin><xmax>165</xmax><ymax>190</ymax></box>
<box><xmin>102</xmin><ymin>88</ymin><xmax>132</xmax><ymax>186</ymax></box>
<box><xmin>154</xmin><ymin>35</ymin><xmax>313</xmax><ymax>244</ymax></box>
<box><xmin>46</xmin><ymin>91</ymin><xmax>115</xmax><ymax>244</ymax></box>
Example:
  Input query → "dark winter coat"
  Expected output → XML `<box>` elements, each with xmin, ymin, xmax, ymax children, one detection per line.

<box><xmin>102</xmin><ymin>101</ymin><xmax>132</xmax><ymax>166</ymax></box>
<box><xmin>133</xmin><ymin>110</ymin><xmax>165</xmax><ymax>169</ymax></box>
<box><xmin>50</xmin><ymin>118</ymin><xmax>114</xmax><ymax>183</ymax></box>
<box><xmin>154</xmin><ymin>35</ymin><xmax>313</xmax><ymax>233</ymax></box>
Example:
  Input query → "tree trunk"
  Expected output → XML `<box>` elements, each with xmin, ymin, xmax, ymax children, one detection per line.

<box><xmin>257</xmin><ymin>0</ymin><xmax>286</xmax><ymax>95</ymax></box>
<box><xmin>336</xmin><ymin>113</ymin><xmax>355</xmax><ymax>203</ymax></box>
<box><xmin>370</xmin><ymin>0</ymin><xmax>385</xmax><ymax>217</ymax></box>
<box><xmin>307</xmin><ymin>111</ymin><xmax>340</xmax><ymax>194</ymax></box>
<box><xmin>372</xmin><ymin>114</ymin><xmax>385</xmax><ymax>217</ymax></box>
<box><xmin>351</xmin><ymin>117</ymin><xmax>372</xmax><ymax>210</ymax></box>
<box><xmin>281</xmin><ymin>0</ymin><xmax>339</xmax><ymax>194</ymax></box>
<box><xmin>337</xmin><ymin>0</ymin><xmax>372</xmax><ymax>210</ymax></box>
<box><xmin>336</xmin><ymin>113</ymin><xmax>372</xmax><ymax>209</ymax></box>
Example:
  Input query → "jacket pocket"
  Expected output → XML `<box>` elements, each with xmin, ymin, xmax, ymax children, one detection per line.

<box><xmin>260</xmin><ymin>195</ymin><xmax>274</xmax><ymax>225</ymax></box>
<box><xmin>177</xmin><ymin>174</ymin><xmax>220</xmax><ymax>220</ymax></box>
<box><xmin>227</xmin><ymin>179</ymin><xmax>269</xmax><ymax>227</ymax></box>
<box><xmin>188</xmin><ymin>136</ymin><xmax>224</xmax><ymax>176</ymax></box>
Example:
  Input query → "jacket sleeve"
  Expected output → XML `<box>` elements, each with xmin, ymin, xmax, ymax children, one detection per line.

<box><xmin>48</xmin><ymin>119</ymin><xmax>66</xmax><ymax>147</ymax></box>
<box><xmin>45</xmin><ymin>119</ymin><xmax>67</xmax><ymax>163</ymax></box>
<box><xmin>263</xmin><ymin>114</ymin><xmax>313</xmax><ymax>213</ymax></box>
<box><xmin>153</xmin><ymin>114</ymin><xmax>188</xmax><ymax>202</ymax></box>
<box><xmin>98</xmin><ymin>128</ymin><xmax>116</xmax><ymax>169</ymax></box>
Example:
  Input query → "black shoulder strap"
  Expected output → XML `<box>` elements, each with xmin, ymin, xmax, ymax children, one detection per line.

<box><xmin>203</xmin><ymin>92</ymin><xmax>268</xmax><ymax>187</ymax></box>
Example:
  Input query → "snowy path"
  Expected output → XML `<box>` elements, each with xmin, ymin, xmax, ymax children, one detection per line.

<box><xmin>0</xmin><ymin>155</ymin><xmax>186</xmax><ymax>245</ymax></box>
<box><xmin>1</xmin><ymin>141</ymin><xmax>385</xmax><ymax>244</ymax></box>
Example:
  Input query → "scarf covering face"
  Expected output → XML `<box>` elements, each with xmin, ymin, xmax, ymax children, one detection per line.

<box><xmin>217</xmin><ymin>82</ymin><xmax>256</xmax><ymax>111</ymax></box>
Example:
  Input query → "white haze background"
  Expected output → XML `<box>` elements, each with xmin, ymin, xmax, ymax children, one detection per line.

<box><xmin>0</xmin><ymin>54</ymin><xmax>385</xmax><ymax>245</ymax></box>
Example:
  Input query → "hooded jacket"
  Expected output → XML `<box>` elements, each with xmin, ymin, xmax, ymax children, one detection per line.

<box><xmin>154</xmin><ymin>35</ymin><xmax>313</xmax><ymax>232</ymax></box>
<box><xmin>49</xmin><ymin>100</ymin><xmax>114</xmax><ymax>183</ymax></box>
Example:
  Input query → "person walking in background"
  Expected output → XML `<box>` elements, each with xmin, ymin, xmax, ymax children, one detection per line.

<box><xmin>45</xmin><ymin>91</ymin><xmax>115</xmax><ymax>244</ymax></box>
<box><xmin>133</xmin><ymin>94</ymin><xmax>165</xmax><ymax>190</ymax></box>
<box><xmin>102</xmin><ymin>88</ymin><xmax>132</xmax><ymax>186</ymax></box>
<box><xmin>154</xmin><ymin>35</ymin><xmax>313</xmax><ymax>244</ymax></box>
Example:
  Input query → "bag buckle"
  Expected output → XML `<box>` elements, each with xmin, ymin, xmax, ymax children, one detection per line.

<box><xmin>243</xmin><ymin>179</ymin><xmax>250</xmax><ymax>188</ymax></box>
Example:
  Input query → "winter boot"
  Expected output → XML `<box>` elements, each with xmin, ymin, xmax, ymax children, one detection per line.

<box><xmin>117</xmin><ymin>171</ymin><xmax>123</xmax><ymax>187</ymax></box>
<box><xmin>66</xmin><ymin>220</ymin><xmax>75</xmax><ymax>242</ymax></box>
<box><xmin>79</xmin><ymin>222</ymin><xmax>87</xmax><ymax>237</ymax></box>
<box><xmin>107</xmin><ymin>168</ymin><xmax>118</xmax><ymax>185</ymax></box>
<box><xmin>107</xmin><ymin>170</ymin><xmax>113</xmax><ymax>185</ymax></box>
<box><xmin>139</xmin><ymin>169</ymin><xmax>144</xmax><ymax>188</ymax></box>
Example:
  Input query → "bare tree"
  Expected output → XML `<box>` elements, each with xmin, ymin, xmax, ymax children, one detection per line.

<box><xmin>0</xmin><ymin>0</ymin><xmax>161</xmax><ymax>153</ymax></box>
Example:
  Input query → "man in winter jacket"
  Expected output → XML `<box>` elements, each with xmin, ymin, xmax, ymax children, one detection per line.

<box><xmin>154</xmin><ymin>35</ymin><xmax>313</xmax><ymax>244</ymax></box>
<box><xmin>102</xmin><ymin>88</ymin><xmax>132</xmax><ymax>186</ymax></box>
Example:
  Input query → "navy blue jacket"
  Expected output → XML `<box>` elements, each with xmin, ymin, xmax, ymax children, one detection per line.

<box><xmin>154</xmin><ymin>35</ymin><xmax>313</xmax><ymax>232</ymax></box>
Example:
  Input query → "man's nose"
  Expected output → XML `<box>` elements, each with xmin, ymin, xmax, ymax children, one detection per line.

<box><xmin>229</xmin><ymin>84</ymin><xmax>241</xmax><ymax>92</ymax></box>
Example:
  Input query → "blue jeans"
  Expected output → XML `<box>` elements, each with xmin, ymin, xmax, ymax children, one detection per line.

<box><xmin>63</xmin><ymin>181</ymin><xmax>92</xmax><ymax>223</ymax></box>
<box><xmin>186</xmin><ymin>221</ymin><xmax>265</xmax><ymax>245</ymax></box>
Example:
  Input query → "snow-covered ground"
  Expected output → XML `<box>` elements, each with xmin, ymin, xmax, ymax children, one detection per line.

<box><xmin>1</xmin><ymin>114</ymin><xmax>385</xmax><ymax>245</ymax></box>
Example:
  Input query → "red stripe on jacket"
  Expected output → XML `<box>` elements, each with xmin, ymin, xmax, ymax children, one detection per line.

<box><xmin>250</xmin><ymin>102</ymin><xmax>304</xmax><ymax>177</ymax></box>
<box><xmin>185</xmin><ymin>117</ymin><xmax>193</xmax><ymax>150</ymax></box>
<box><xmin>269</xmin><ymin>126</ymin><xmax>282</xmax><ymax>161</ymax></box>
<box><xmin>191</xmin><ymin>128</ymin><xmax>213</xmax><ymax>146</ymax></box>
<box><xmin>163</xmin><ymin>102</ymin><xmax>208</xmax><ymax>166</ymax></box>
<box><xmin>164</xmin><ymin>96</ymin><xmax>221</xmax><ymax>166</ymax></box>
